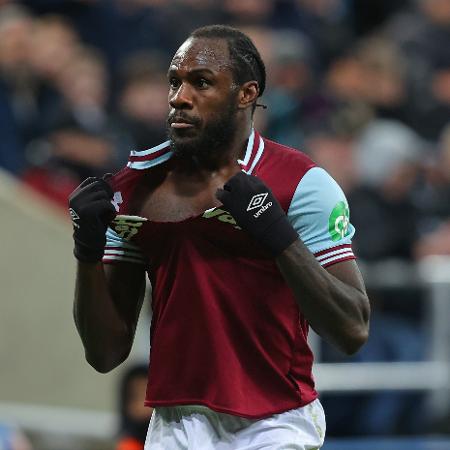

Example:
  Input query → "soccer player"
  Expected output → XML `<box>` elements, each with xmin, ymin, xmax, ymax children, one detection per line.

<box><xmin>69</xmin><ymin>25</ymin><xmax>370</xmax><ymax>449</ymax></box>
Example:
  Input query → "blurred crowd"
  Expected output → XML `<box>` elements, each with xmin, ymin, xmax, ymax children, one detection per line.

<box><xmin>1</xmin><ymin>0</ymin><xmax>450</xmax><ymax>261</ymax></box>
<box><xmin>2</xmin><ymin>0</ymin><xmax>450</xmax><ymax>440</ymax></box>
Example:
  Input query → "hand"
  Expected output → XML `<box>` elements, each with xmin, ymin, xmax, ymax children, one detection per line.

<box><xmin>68</xmin><ymin>175</ymin><xmax>116</xmax><ymax>262</ymax></box>
<box><xmin>216</xmin><ymin>171</ymin><xmax>298</xmax><ymax>256</ymax></box>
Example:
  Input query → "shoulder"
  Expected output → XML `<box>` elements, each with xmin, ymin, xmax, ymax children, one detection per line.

<box><xmin>108</xmin><ymin>167</ymin><xmax>143</xmax><ymax>214</ymax></box>
<box><xmin>109</xmin><ymin>140</ymin><xmax>172</xmax><ymax>214</ymax></box>
<box><xmin>259</xmin><ymin>137</ymin><xmax>316</xmax><ymax>174</ymax></box>
<box><xmin>254</xmin><ymin>136</ymin><xmax>316</xmax><ymax>211</ymax></box>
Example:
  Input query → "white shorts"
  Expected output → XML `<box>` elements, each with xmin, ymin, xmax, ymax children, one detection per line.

<box><xmin>144</xmin><ymin>399</ymin><xmax>326</xmax><ymax>450</ymax></box>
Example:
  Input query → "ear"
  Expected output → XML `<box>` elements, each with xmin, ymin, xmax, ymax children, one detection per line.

<box><xmin>237</xmin><ymin>81</ymin><xmax>259</xmax><ymax>111</ymax></box>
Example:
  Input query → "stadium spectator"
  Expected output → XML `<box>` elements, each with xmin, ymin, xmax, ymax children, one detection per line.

<box><xmin>0</xmin><ymin>423</ymin><xmax>33</xmax><ymax>450</ymax></box>
<box><xmin>262</xmin><ymin>29</ymin><xmax>317</xmax><ymax>148</ymax></box>
<box><xmin>0</xmin><ymin>3</ymin><xmax>33</xmax><ymax>174</ymax></box>
<box><xmin>21</xmin><ymin>45</ymin><xmax>132</xmax><ymax>207</ymax></box>
<box><xmin>27</xmin><ymin>14</ymin><xmax>81</xmax><ymax>87</ymax></box>
<box><xmin>116</xmin><ymin>52</ymin><xmax>169</xmax><ymax>150</ymax></box>
<box><xmin>384</xmin><ymin>0</ymin><xmax>450</xmax><ymax>138</ymax></box>
<box><xmin>116</xmin><ymin>364</ymin><xmax>153</xmax><ymax>450</ymax></box>
<box><xmin>414</xmin><ymin>123</ymin><xmax>450</xmax><ymax>258</ymax></box>
<box><xmin>349</xmin><ymin>119</ymin><xmax>423</xmax><ymax>261</ymax></box>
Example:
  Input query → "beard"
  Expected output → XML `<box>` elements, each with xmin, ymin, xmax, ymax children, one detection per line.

<box><xmin>166</xmin><ymin>98</ymin><xmax>239</xmax><ymax>172</ymax></box>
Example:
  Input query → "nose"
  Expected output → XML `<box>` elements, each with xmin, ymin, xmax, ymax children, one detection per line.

<box><xmin>169</xmin><ymin>82</ymin><xmax>193</xmax><ymax>110</ymax></box>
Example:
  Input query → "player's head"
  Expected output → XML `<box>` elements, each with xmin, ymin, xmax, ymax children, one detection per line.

<box><xmin>166</xmin><ymin>25</ymin><xmax>266</xmax><ymax>170</ymax></box>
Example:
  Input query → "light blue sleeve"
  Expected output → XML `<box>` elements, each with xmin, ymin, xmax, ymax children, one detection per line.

<box><xmin>287</xmin><ymin>167</ymin><xmax>355</xmax><ymax>266</ymax></box>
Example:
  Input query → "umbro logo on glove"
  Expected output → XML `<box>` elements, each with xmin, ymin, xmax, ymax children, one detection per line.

<box><xmin>247</xmin><ymin>193</ymin><xmax>268</xmax><ymax>211</ymax></box>
<box><xmin>216</xmin><ymin>172</ymin><xmax>298</xmax><ymax>256</ymax></box>
<box><xmin>247</xmin><ymin>192</ymin><xmax>273</xmax><ymax>218</ymax></box>
<box><xmin>69</xmin><ymin>208</ymin><xmax>81</xmax><ymax>228</ymax></box>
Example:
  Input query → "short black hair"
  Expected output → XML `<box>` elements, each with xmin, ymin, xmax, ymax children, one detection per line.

<box><xmin>190</xmin><ymin>25</ymin><xmax>266</xmax><ymax>98</ymax></box>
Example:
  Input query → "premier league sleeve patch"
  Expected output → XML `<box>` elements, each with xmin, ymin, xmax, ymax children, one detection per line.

<box><xmin>328</xmin><ymin>201</ymin><xmax>351</xmax><ymax>242</ymax></box>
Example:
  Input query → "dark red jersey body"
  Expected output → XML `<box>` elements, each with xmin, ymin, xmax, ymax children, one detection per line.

<box><xmin>104</xmin><ymin>131</ymin><xmax>355</xmax><ymax>418</ymax></box>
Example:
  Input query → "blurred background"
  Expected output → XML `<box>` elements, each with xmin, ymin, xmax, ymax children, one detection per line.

<box><xmin>1</xmin><ymin>0</ymin><xmax>450</xmax><ymax>449</ymax></box>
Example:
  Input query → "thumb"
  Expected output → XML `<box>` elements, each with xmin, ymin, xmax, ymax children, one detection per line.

<box><xmin>215</xmin><ymin>187</ymin><xmax>230</xmax><ymax>203</ymax></box>
<box><xmin>99</xmin><ymin>173</ymin><xmax>114</xmax><ymax>197</ymax></box>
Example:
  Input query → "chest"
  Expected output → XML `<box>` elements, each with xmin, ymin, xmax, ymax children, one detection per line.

<box><xmin>131</xmin><ymin>172</ymin><xmax>230</xmax><ymax>222</ymax></box>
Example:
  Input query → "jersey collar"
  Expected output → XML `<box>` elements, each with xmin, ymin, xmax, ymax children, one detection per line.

<box><xmin>238</xmin><ymin>129</ymin><xmax>265</xmax><ymax>175</ymax></box>
<box><xmin>127</xmin><ymin>129</ymin><xmax>264</xmax><ymax>174</ymax></box>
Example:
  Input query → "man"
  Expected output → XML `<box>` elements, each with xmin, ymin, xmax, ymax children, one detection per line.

<box><xmin>116</xmin><ymin>364</ymin><xmax>153</xmax><ymax>450</ymax></box>
<box><xmin>69</xmin><ymin>25</ymin><xmax>370</xmax><ymax>449</ymax></box>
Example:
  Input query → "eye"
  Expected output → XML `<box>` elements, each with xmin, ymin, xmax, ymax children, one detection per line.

<box><xmin>169</xmin><ymin>77</ymin><xmax>180</xmax><ymax>89</ymax></box>
<box><xmin>196</xmin><ymin>78</ymin><xmax>210</xmax><ymax>89</ymax></box>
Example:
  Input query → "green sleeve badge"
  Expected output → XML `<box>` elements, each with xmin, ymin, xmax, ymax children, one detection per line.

<box><xmin>328</xmin><ymin>201</ymin><xmax>350</xmax><ymax>241</ymax></box>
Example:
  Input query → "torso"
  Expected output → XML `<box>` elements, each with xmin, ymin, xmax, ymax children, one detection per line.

<box><xmin>107</xmin><ymin>134</ymin><xmax>322</xmax><ymax>418</ymax></box>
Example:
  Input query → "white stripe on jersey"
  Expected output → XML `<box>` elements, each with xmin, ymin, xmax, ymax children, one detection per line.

<box><xmin>103</xmin><ymin>255</ymin><xmax>147</xmax><ymax>265</ymax></box>
<box><xmin>316</xmin><ymin>246</ymin><xmax>353</xmax><ymax>262</ymax></box>
<box><xmin>127</xmin><ymin>151</ymin><xmax>174</xmax><ymax>169</ymax></box>
<box><xmin>318</xmin><ymin>252</ymin><xmax>354</xmax><ymax>267</ymax></box>
<box><xmin>237</xmin><ymin>129</ymin><xmax>255</xmax><ymax>166</ymax></box>
<box><xmin>247</xmin><ymin>137</ymin><xmax>264</xmax><ymax>175</ymax></box>
<box><xmin>106</xmin><ymin>229</ymin><xmax>142</xmax><ymax>250</ymax></box>
<box><xmin>104</xmin><ymin>248</ymin><xmax>145</xmax><ymax>258</ymax></box>
<box><xmin>105</xmin><ymin>228</ymin><xmax>148</xmax><ymax>265</ymax></box>
<box><xmin>129</xmin><ymin>140</ymin><xmax>171</xmax><ymax>157</ymax></box>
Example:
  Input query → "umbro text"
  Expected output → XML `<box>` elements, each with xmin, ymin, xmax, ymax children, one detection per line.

<box><xmin>253</xmin><ymin>202</ymin><xmax>272</xmax><ymax>218</ymax></box>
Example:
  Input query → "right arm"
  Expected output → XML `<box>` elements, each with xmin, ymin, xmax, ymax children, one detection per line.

<box><xmin>73</xmin><ymin>261</ymin><xmax>146</xmax><ymax>373</ymax></box>
<box><xmin>68</xmin><ymin>176</ymin><xmax>147</xmax><ymax>373</ymax></box>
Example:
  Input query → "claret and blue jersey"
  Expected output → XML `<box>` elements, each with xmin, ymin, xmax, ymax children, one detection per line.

<box><xmin>102</xmin><ymin>129</ymin><xmax>356</xmax><ymax>419</ymax></box>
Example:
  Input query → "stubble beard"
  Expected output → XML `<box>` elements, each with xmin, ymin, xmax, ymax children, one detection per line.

<box><xmin>166</xmin><ymin>101</ymin><xmax>239</xmax><ymax>172</ymax></box>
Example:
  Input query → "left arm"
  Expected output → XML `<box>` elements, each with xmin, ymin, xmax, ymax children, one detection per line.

<box><xmin>276</xmin><ymin>240</ymin><xmax>370</xmax><ymax>354</ymax></box>
<box><xmin>216</xmin><ymin>169</ymin><xmax>370</xmax><ymax>355</ymax></box>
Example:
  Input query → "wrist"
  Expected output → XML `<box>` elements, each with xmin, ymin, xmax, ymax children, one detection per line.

<box><xmin>260</xmin><ymin>215</ymin><xmax>298</xmax><ymax>257</ymax></box>
<box><xmin>73</xmin><ymin>239</ymin><xmax>105</xmax><ymax>263</ymax></box>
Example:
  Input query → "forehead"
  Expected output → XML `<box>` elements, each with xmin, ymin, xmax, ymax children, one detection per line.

<box><xmin>169</xmin><ymin>37</ymin><xmax>232</xmax><ymax>74</ymax></box>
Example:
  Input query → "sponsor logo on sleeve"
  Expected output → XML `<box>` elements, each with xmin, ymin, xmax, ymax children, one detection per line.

<box><xmin>328</xmin><ymin>201</ymin><xmax>350</xmax><ymax>241</ymax></box>
<box><xmin>112</xmin><ymin>215</ymin><xmax>147</xmax><ymax>240</ymax></box>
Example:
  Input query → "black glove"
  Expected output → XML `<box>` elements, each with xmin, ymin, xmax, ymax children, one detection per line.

<box><xmin>68</xmin><ymin>175</ymin><xmax>116</xmax><ymax>262</ymax></box>
<box><xmin>216</xmin><ymin>171</ymin><xmax>298</xmax><ymax>256</ymax></box>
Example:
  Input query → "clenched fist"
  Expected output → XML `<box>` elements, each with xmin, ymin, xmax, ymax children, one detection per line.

<box><xmin>216</xmin><ymin>172</ymin><xmax>298</xmax><ymax>256</ymax></box>
<box><xmin>68</xmin><ymin>176</ymin><xmax>116</xmax><ymax>262</ymax></box>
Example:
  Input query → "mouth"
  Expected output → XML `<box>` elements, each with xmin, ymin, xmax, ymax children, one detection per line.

<box><xmin>171</xmin><ymin>122</ymin><xmax>195</xmax><ymax>129</ymax></box>
<box><xmin>168</xmin><ymin>113</ymin><xmax>199</xmax><ymax>131</ymax></box>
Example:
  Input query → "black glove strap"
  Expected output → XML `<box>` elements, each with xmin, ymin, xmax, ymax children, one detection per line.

<box><xmin>73</xmin><ymin>239</ymin><xmax>105</xmax><ymax>263</ymax></box>
<box><xmin>261</xmin><ymin>215</ymin><xmax>299</xmax><ymax>256</ymax></box>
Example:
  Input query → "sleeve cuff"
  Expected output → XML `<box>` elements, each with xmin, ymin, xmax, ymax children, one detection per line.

<box><xmin>314</xmin><ymin>244</ymin><xmax>355</xmax><ymax>268</ymax></box>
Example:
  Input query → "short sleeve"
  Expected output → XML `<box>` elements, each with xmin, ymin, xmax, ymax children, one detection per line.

<box><xmin>287</xmin><ymin>167</ymin><xmax>356</xmax><ymax>268</ymax></box>
<box><xmin>103</xmin><ymin>226</ymin><xmax>148</xmax><ymax>266</ymax></box>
